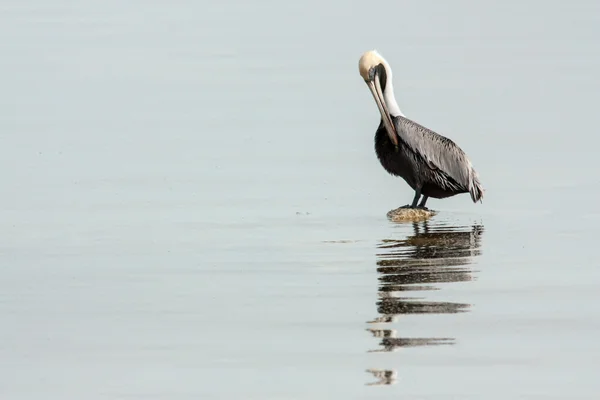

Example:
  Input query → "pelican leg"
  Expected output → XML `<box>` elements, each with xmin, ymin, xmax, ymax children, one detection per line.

<box><xmin>410</xmin><ymin>189</ymin><xmax>422</xmax><ymax>208</ymax></box>
<box><xmin>418</xmin><ymin>196</ymin><xmax>429</xmax><ymax>209</ymax></box>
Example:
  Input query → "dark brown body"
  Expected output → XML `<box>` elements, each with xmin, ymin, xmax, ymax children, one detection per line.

<box><xmin>374</xmin><ymin>116</ymin><xmax>481</xmax><ymax>201</ymax></box>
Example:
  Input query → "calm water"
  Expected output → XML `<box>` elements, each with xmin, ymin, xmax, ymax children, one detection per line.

<box><xmin>2</xmin><ymin>1</ymin><xmax>600</xmax><ymax>399</ymax></box>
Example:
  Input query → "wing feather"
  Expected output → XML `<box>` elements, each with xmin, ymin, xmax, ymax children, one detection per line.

<box><xmin>394</xmin><ymin>116</ymin><xmax>478</xmax><ymax>194</ymax></box>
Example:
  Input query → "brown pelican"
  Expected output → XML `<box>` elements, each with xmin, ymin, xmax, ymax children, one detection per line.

<box><xmin>358</xmin><ymin>50</ymin><xmax>484</xmax><ymax>209</ymax></box>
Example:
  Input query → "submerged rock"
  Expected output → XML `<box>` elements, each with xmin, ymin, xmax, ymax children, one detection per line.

<box><xmin>386</xmin><ymin>206</ymin><xmax>437</xmax><ymax>222</ymax></box>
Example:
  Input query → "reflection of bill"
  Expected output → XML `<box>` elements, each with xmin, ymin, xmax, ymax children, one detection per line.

<box><xmin>367</xmin><ymin>221</ymin><xmax>484</xmax><ymax>355</ymax></box>
<box><xmin>366</xmin><ymin>368</ymin><xmax>398</xmax><ymax>386</ymax></box>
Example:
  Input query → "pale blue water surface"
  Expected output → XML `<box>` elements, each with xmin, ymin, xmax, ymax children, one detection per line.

<box><xmin>2</xmin><ymin>1</ymin><xmax>600</xmax><ymax>399</ymax></box>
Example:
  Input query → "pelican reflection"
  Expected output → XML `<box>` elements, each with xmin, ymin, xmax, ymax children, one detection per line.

<box><xmin>367</xmin><ymin>221</ymin><xmax>484</xmax><ymax>353</ymax></box>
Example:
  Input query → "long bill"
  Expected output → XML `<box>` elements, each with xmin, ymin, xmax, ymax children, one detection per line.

<box><xmin>367</xmin><ymin>78</ymin><xmax>398</xmax><ymax>147</ymax></box>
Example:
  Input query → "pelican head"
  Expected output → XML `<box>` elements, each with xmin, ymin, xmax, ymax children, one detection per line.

<box><xmin>359</xmin><ymin>50</ymin><xmax>399</xmax><ymax>146</ymax></box>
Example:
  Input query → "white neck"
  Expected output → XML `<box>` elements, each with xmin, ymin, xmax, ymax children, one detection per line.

<box><xmin>383</xmin><ymin>81</ymin><xmax>404</xmax><ymax>117</ymax></box>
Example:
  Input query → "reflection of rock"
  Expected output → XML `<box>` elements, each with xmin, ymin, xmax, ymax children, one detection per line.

<box><xmin>367</xmin><ymin>221</ymin><xmax>484</xmax><ymax>354</ymax></box>
<box><xmin>366</xmin><ymin>368</ymin><xmax>398</xmax><ymax>386</ymax></box>
<box><xmin>387</xmin><ymin>206</ymin><xmax>437</xmax><ymax>222</ymax></box>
